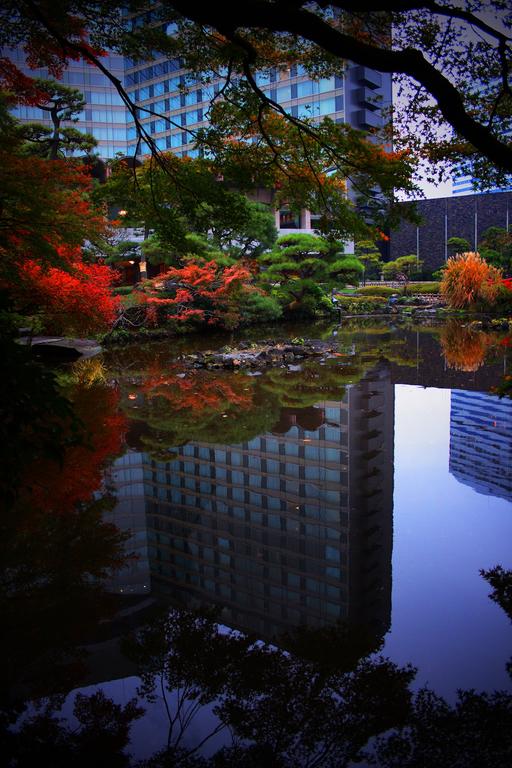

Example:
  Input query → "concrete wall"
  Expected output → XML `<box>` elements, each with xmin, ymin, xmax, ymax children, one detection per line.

<box><xmin>390</xmin><ymin>191</ymin><xmax>512</xmax><ymax>273</ymax></box>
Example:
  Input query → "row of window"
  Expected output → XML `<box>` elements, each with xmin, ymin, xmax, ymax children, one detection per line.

<box><xmin>83</xmin><ymin>90</ymin><xmax>126</xmax><ymax>106</ymax></box>
<box><xmin>146</xmin><ymin>464</ymin><xmax>346</xmax><ymax>486</ymax></box>
<box><xmin>147</xmin><ymin>497</ymin><xmax>346</xmax><ymax>528</ymax></box>
<box><xmin>151</xmin><ymin>483</ymin><xmax>344</xmax><ymax>505</ymax></box>
<box><xmin>127</xmin><ymin>77</ymin><xmax>341</xmax><ymax>108</ymax></box>
<box><xmin>149</xmin><ymin>547</ymin><xmax>344</xmax><ymax>600</ymax></box>
<box><xmin>152</xmin><ymin>563</ymin><xmax>346</xmax><ymax>617</ymax></box>
<box><xmin>125</xmin><ymin>58</ymin><xmax>183</xmax><ymax>85</ymax></box>
<box><xmin>165</xmin><ymin>442</ymin><xmax>344</xmax><ymax>465</ymax></box>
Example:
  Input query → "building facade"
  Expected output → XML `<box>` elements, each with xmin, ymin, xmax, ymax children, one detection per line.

<box><xmin>7</xmin><ymin>20</ymin><xmax>391</xmax><ymax>238</ymax></box>
<box><xmin>7</xmin><ymin>46</ymin><xmax>129</xmax><ymax>159</ymax></box>
<box><xmin>390</xmin><ymin>190</ymin><xmax>512</xmax><ymax>273</ymax></box>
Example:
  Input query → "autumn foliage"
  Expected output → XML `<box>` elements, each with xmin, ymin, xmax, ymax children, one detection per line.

<box><xmin>440</xmin><ymin>321</ymin><xmax>496</xmax><ymax>372</ymax></box>
<box><xmin>440</xmin><ymin>252</ymin><xmax>502</xmax><ymax>309</ymax></box>
<box><xmin>21</xmin><ymin>381</ymin><xmax>127</xmax><ymax>514</ymax></box>
<box><xmin>0</xmin><ymin>133</ymin><xmax>119</xmax><ymax>334</ymax></box>
<box><xmin>19</xmin><ymin>254</ymin><xmax>120</xmax><ymax>336</ymax></box>
<box><xmin>142</xmin><ymin>258</ymin><xmax>254</xmax><ymax>329</ymax></box>
<box><xmin>141</xmin><ymin>365</ymin><xmax>253</xmax><ymax>412</ymax></box>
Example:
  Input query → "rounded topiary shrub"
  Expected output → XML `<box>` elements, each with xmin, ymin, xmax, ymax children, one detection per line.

<box><xmin>240</xmin><ymin>291</ymin><xmax>283</xmax><ymax>324</ymax></box>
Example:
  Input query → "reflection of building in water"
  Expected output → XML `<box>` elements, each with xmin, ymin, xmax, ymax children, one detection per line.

<box><xmin>109</xmin><ymin>367</ymin><xmax>394</xmax><ymax>639</ymax></box>
<box><xmin>449</xmin><ymin>390</ymin><xmax>512</xmax><ymax>501</ymax></box>
<box><xmin>103</xmin><ymin>455</ymin><xmax>152</xmax><ymax>595</ymax></box>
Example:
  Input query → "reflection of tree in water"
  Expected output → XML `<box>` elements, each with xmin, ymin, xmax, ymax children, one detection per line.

<box><xmin>2</xmin><ymin>348</ymin><xmax>133</xmax><ymax>737</ymax></box>
<box><xmin>118</xmin><ymin>358</ymin><xmax>379</xmax><ymax>457</ymax></box>
<box><xmin>259</xmin><ymin>360</ymin><xmax>348</xmax><ymax>409</ymax></box>
<box><xmin>121</xmin><ymin>609</ymin><xmax>415</xmax><ymax>768</ymax></box>
<box><xmin>440</xmin><ymin>321</ymin><xmax>496</xmax><ymax>372</ymax></box>
<box><xmin>21</xmin><ymin>381</ymin><xmax>127</xmax><ymax>513</ymax></box>
<box><xmin>481</xmin><ymin>566</ymin><xmax>512</xmax><ymax>680</ymax></box>
<box><xmin>121</xmin><ymin>366</ymin><xmax>282</xmax><ymax>458</ymax></box>
<box><xmin>4</xmin><ymin>590</ymin><xmax>512</xmax><ymax>766</ymax></box>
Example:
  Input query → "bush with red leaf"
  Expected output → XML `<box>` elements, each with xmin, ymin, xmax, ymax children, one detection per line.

<box><xmin>19</xmin><ymin>255</ymin><xmax>120</xmax><ymax>336</ymax></box>
<box><xmin>142</xmin><ymin>258</ymin><xmax>255</xmax><ymax>329</ymax></box>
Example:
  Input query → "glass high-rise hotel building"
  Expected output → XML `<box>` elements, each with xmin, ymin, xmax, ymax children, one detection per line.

<box><xmin>6</xmin><ymin>16</ymin><xmax>391</xmax><ymax>234</ymax></box>
<box><xmin>7</xmin><ymin>46</ymin><xmax>129</xmax><ymax>160</ymax></box>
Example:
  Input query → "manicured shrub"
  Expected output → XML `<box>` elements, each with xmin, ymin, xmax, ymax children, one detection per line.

<box><xmin>240</xmin><ymin>291</ymin><xmax>283</xmax><ymax>324</ymax></box>
<box><xmin>440</xmin><ymin>252</ymin><xmax>502</xmax><ymax>309</ymax></box>
<box><xmin>356</xmin><ymin>286</ymin><xmax>396</xmax><ymax>297</ymax></box>
<box><xmin>409</xmin><ymin>282</ymin><xmax>440</xmax><ymax>294</ymax></box>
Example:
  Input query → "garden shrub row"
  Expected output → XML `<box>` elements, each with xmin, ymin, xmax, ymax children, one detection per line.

<box><xmin>356</xmin><ymin>282</ymin><xmax>440</xmax><ymax>297</ymax></box>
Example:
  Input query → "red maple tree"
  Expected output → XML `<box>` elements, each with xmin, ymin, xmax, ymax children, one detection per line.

<box><xmin>142</xmin><ymin>259</ymin><xmax>254</xmax><ymax>329</ymax></box>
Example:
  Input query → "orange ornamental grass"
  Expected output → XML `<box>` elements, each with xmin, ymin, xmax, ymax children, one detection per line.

<box><xmin>440</xmin><ymin>251</ymin><xmax>502</xmax><ymax>309</ymax></box>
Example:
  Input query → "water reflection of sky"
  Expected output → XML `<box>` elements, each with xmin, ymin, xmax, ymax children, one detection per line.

<box><xmin>384</xmin><ymin>384</ymin><xmax>512</xmax><ymax>698</ymax></box>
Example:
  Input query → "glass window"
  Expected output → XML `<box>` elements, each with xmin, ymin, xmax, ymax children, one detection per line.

<box><xmin>266</xmin><ymin>475</ymin><xmax>279</xmax><ymax>490</ymax></box>
<box><xmin>305</xmin><ymin>466</ymin><xmax>320</xmax><ymax>481</ymax></box>
<box><xmin>168</xmin><ymin>133</ymin><xmax>183</xmax><ymax>148</ymax></box>
<box><xmin>266</xmin><ymin>439</ymin><xmax>279</xmax><ymax>454</ymax></box>
<box><xmin>325</xmin><ymin>545</ymin><xmax>340</xmax><ymax>562</ymax></box>
<box><xmin>319</xmin><ymin>77</ymin><xmax>335</xmax><ymax>92</ymax></box>
<box><xmin>248</xmin><ymin>455</ymin><xmax>261</xmax><ymax>470</ymax></box>
<box><xmin>319</xmin><ymin>97</ymin><xmax>336</xmax><ymax>115</ymax></box>
<box><xmin>297</xmin><ymin>80</ymin><xmax>314</xmax><ymax>97</ymax></box>
<box><xmin>184</xmin><ymin>90</ymin><xmax>198</xmax><ymax>105</ymax></box>
<box><xmin>276</xmin><ymin>85</ymin><xmax>291</xmax><ymax>101</ymax></box>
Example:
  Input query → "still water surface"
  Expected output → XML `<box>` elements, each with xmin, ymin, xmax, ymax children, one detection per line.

<box><xmin>8</xmin><ymin>319</ymin><xmax>512</xmax><ymax>765</ymax></box>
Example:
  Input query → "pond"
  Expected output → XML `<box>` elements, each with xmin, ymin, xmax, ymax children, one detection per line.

<box><xmin>6</xmin><ymin>318</ymin><xmax>512</xmax><ymax>766</ymax></box>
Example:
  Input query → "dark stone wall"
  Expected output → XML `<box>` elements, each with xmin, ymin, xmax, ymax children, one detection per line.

<box><xmin>390</xmin><ymin>191</ymin><xmax>512</xmax><ymax>273</ymax></box>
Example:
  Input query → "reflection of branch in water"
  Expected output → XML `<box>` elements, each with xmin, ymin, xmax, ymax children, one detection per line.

<box><xmin>481</xmin><ymin>565</ymin><xmax>512</xmax><ymax>679</ymax></box>
<box><xmin>481</xmin><ymin>565</ymin><xmax>512</xmax><ymax>621</ymax></box>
